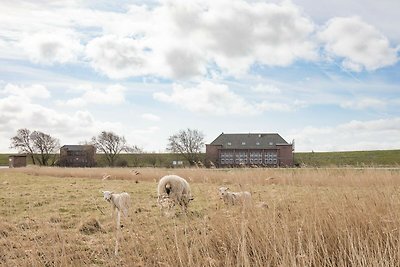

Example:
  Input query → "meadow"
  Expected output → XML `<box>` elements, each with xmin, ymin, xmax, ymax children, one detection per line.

<box><xmin>1</xmin><ymin>167</ymin><xmax>400</xmax><ymax>266</ymax></box>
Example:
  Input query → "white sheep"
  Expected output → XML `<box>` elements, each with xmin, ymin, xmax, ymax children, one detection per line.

<box><xmin>157</xmin><ymin>175</ymin><xmax>193</xmax><ymax>213</ymax></box>
<box><xmin>102</xmin><ymin>191</ymin><xmax>131</xmax><ymax>256</ymax></box>
<box><xmin>102</xmin><ymin>191</ymin><xmax>130</xmax><ymax>222</ymax></box>
<box><xmin>218</xmin><ymin>187</ymin><xmax>252</xmax><ymax>205</ymax></box>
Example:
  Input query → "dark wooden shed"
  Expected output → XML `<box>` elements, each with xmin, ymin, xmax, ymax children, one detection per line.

<box><xmin>9</xmin><ymin>155</ymin><xmax>27</xmax><ymax>168</ymax></box>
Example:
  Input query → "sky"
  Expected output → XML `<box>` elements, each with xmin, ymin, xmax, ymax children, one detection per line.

<box><xmin>0</xmin><ymin>0</ymin><xmax>399</xmax><ymax>153</ymax></box>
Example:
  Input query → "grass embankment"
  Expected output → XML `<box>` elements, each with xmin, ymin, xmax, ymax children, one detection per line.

<box><xmin>1</xmin><ymin>167</ymin><xmax>400</xmax><ymax>266</ymax></box>
<box><xmin>0</xmin><ymin>154</ymin><xmax>9</xmax><ymax>166</ymax></box>
<box><xmin>295</xmin><ymin>150</ymin><xmax>400</xmax><ymax>167</ymax></box>
<box><xmin>1</xmin><ymin>149</ymin><xmax>400</xmax><ymax>167</ymax></box>
<box><xmin>0</xmin><ymin>153</ymin><xmax>202</xmax><ymax>167</ymax></box>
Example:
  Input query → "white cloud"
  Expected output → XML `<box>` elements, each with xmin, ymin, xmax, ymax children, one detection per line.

<box><xmin>1</xmin><ymin>83</ymin><xmax>51</xmax><ymax>99</ymax></box>
<box><xmin>164</xmin><ymin>47</ymin><xmax>207</xmax><ymax>79</ymax></box>
<box><xmin>82</xmin><ymin>84</ymin><xmax>126</xmax><ymax>105</ymax></box>
<box><xmin>338</xmin><ymin>118</ymin><xmax>400</xmax><ymax>132</ymax></box>
<box><xmin>141</xmin><ymin>113</ymin><xmax>160</xmax><ymax>121</ymax></box>
<box><xmin>57</xmin><ymin>84</ymin><xmax>126</xmax><ymax>107</ymax></box>
<box><xmin>81</xmin><ymin>0</ymin><xmax>318</xmax><ymax>79</ymax></box>
<box><xmin>85</xmin><ymin>35</ymin><xmax>151</xmax><ymax>79</ymax></box>
<box><xmin>256</xmin><ymin>101</ymin><xmax>292</xmax><ymax>112</ymax></box>
<box><xmin>163</xmin><ymin>0</ymin><xmax>317</xmax><ymax>74</ymax></box>
<box><xmin>340</xmin><ymin>98</ymin><xmax>386</xmax><ymax>110</ymax></box>
<box><xmin>154</xmin><ymin>81</ymin><xmax>256</xmax><ymax>115</ymax></box>
<box><xmin>20</xmin><ymin>31</ymin><xmax>83</xmax><ymax>64</ymax></box>
<box><xmin>251</xmin><ymin>84</ymin><xmax>281</xmax><ymax>94</ymax></box>
<box><xmin>319</xmin><ymin>17</ymin><xmax>398</xmax><ymax>72</ymax></box>
<box><xmin>0</xmin><ymin>83</ymin><xmax>129</xmax><ymax>151</ymax></box>
<box><xmin>3</xmin><ymin>0</ymin><xmax>399</xmax><ymax>79</ymax></box>
<box><xmin>292</xmin><ymin>117</ymin><xmax>400</xmax><ymax>151</ymax></box>
<box><xmin>153</xmin><ymin>80</ymin><xmax>303</xmax><ymax>115</ymax></box>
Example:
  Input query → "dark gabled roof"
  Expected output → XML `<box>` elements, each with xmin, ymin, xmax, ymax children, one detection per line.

<box><xmin>209</xmin><ymin>133</ymin><xmax>289</xmax><ymax>149</ymax></box>
<box><xmin>61</xmin><ymin>145</ymin><xmax>94</xmax><ymax>151</ymax></box>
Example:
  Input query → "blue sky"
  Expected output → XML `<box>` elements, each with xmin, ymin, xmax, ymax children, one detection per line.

<box><xmin>0</xmin><ymin>0</ymin><xmax>399</xmax><ymax>152</ymax></box>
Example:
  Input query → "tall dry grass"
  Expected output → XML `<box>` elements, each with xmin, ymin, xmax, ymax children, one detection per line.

<box><xmin>1</xmin><ymin>167</ymin><xmax>400</xmax><ymax>266</ymax></box>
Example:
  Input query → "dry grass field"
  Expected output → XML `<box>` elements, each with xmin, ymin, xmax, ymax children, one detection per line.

<box><xmin>1</xmin><ymin>167</ymin><xmax>400</xmax><ymax>266</ymax></box>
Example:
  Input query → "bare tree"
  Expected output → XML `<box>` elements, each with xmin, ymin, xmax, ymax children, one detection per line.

<box><xmin>91</xmin><ymin>131</ymin><xmax>140</xmax><ymax>167</ymax></box>
<box><xmin>31</xmin><ymin>131</ymin><xmax>60</xmax><ymax>166</ymax></box>
<box><xmin>10</xmin><ymin>128</ymin><xmax>60</xmax><ymax>166</ymax></box>
<box><xmin>10</xmin><ymin>128</ymin><xmax>37</xmax><ymax>165</ymax></box>
<box><xmin>167</xmin><ymin>128</ymin><xmax>204</xmax><ymax>166</ymax></box>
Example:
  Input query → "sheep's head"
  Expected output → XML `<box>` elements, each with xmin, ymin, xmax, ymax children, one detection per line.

<box><xmin>218</xmin><ymin>187</ymin><xmax>229</xmax><ymax>199</ymax></box>
<box><xmin>102</xmin><ymin>191</ymin><xmax>113</xmax><ymax>202</ymax></box>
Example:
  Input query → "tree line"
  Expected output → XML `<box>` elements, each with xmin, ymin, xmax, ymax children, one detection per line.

<box><xmin>9</xmin><ymin>128</ymin><xmax>205</xmax><ymax>167</ymax></box>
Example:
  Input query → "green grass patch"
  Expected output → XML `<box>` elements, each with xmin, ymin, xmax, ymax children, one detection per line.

<box><xmin>294</xmin><ymin>149</ymin><xmax>400</xmax><ymax>167</ymax></box>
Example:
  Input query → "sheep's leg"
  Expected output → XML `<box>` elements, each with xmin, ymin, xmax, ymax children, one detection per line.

<box><xmin>114</xmin><ymin>235</ymin><xmax>119</xmax><ymax>256</ymax></box>
<box><xmin>115</xmin><ymin>210</ymin><xmax>121</xmax><ymax>256</ymax></box>
<box><xmin>116</xmin><ymin>210</ymin><xmax>121</xmax><ymax>229</ymax></box>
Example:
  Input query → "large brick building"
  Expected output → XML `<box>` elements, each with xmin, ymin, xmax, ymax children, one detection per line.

<box><xmin>206</xmin><ymin>133</ymin><xmax>294</xmax><ymax>167</ymax></box>
<box><xmin>59</xmin><ymin>145</ymin><xmax>96</xmax><ymax>167</ymax></box>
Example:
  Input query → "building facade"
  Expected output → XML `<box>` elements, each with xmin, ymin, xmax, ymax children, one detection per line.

<box><xmin>206</xmin><ymin>133</ymin><xmax>294</xmax><ymax>167</ymax></box>
<box><xmin>59</xmin><ymin>145</ymin><xmax>96</xmax><ymax>167</ymax></box>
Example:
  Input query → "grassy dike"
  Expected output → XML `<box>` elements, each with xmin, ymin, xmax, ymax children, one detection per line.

<box><xmin>1</xmin><ymin>149</ymin><xmax>399</xmax><ymax>167</ymax></box>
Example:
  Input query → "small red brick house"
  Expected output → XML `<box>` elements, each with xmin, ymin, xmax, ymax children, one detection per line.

<box><xmin>206</xmin><ymin>133</ymin><xmax>294</xmax><ymax>167</ymax></box>
<box><xmin>59</xmin><ymin>145</ymin><xmax>96</xmax><ymax>167</ymax></box>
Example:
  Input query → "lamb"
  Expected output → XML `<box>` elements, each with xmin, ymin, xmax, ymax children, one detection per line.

<box><xmin>218</xmin><ymin>187</ymin><xmax>252</xmax><ymax>205</ymax></box>
<box><xmin>157</xmin><ymin>175</ymin><xmax>193</xmax><ymax>213</ymax></box>
<box><xmin>102</xmin><ymin>191</ymin><xmax>130</xmax><ymax>220</ymax></box>
<box><xmin>102</xmin><ymin>191</ymin><xmax>131</xmax><ymax>256</ymax></box>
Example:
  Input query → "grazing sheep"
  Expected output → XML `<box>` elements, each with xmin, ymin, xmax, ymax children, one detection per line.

<box><xmin>218</xmin><ymin>187</ymin><xmax>252</xmax><ymax>205</ymax></box>
<box><xmin>157</xmin><ymin>175</ymin><xmax>193</xmax><ymax>213</ymax></box>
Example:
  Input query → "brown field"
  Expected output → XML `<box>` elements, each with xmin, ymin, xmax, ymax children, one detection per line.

<box><xmin>1</xmin><ymin>167</ymin><xmax>400</xmax><ymax>266</ymax></box>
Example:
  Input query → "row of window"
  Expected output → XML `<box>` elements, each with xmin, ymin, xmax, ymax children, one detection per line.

<box><xmin>220</xmin><ymin>151</ymin><xmax>278</xmax><ymax>165</ymax></box>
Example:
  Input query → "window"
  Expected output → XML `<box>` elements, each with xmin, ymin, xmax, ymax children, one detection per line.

<box><xmin>235</xmin><ymin>151</ymin><xmax>248</xmax><ymax>164</ymax></box>
<box><xmin>227</xmin><ymin>142</ymin><xmax>232</xmax><ymax>146</ymax></box>
<box><xmin>269</xmin><ymin>142</ymin><xmax>274</xmax><ymax>146</ymax></box>
<box><xmin>265</xmin><ymin>152</ymin><xmax>277</xmax><ymax>164</ymax></box>
<box><xmin>256</xmin><ymin>142</ymin><xmax>260</xmax><ymax>145</ymax></box>
<box><xmin>242</xmin><ymin>142</ymin><xmax>246</xmax><ymax>145</ymax></box>
<box><xmin>249</xmin><ymin>151</ymin><xmax>262</xmax><ymax>164</ymax></box>
<box><xmin>220</xmin><ymin>151</ymin><xmax>234</xmax><ymax>164</ymax></box>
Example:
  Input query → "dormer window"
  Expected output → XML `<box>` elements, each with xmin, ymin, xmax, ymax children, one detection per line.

<box><xmin>227</xmin><ymin>142</ymin><xmax>232</xmax><ymax>146</ymax></box>
<box><xmin>242</xmin><ymin>142</ymin><xmax>246</xmax><ymax>145</ymax></box>
<box><xmin>269</xmin><ymin>142</ymin><xmax>273</xmax><ymax>145</ymax></box>
<box><xmin>256</xmin><ymin>142</ymin><xmax>260</xmax><ymax>145</ymax></box>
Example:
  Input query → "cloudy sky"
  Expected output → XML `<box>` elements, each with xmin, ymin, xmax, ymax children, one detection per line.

<box><xmin>0</xmin><ymin>0</ymin><xmax>399</xmax><ymax>153</ymax></box>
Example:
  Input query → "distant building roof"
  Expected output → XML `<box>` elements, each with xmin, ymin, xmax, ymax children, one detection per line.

<box><xmin>61</xmin><ymin>145</ymin><xmax>95</xmax><ymax>151</ymax></box>
<box><xmin>209</xmin><ymin>133</ymin><xmax>290</xmax><ymax>149</ymax></box>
